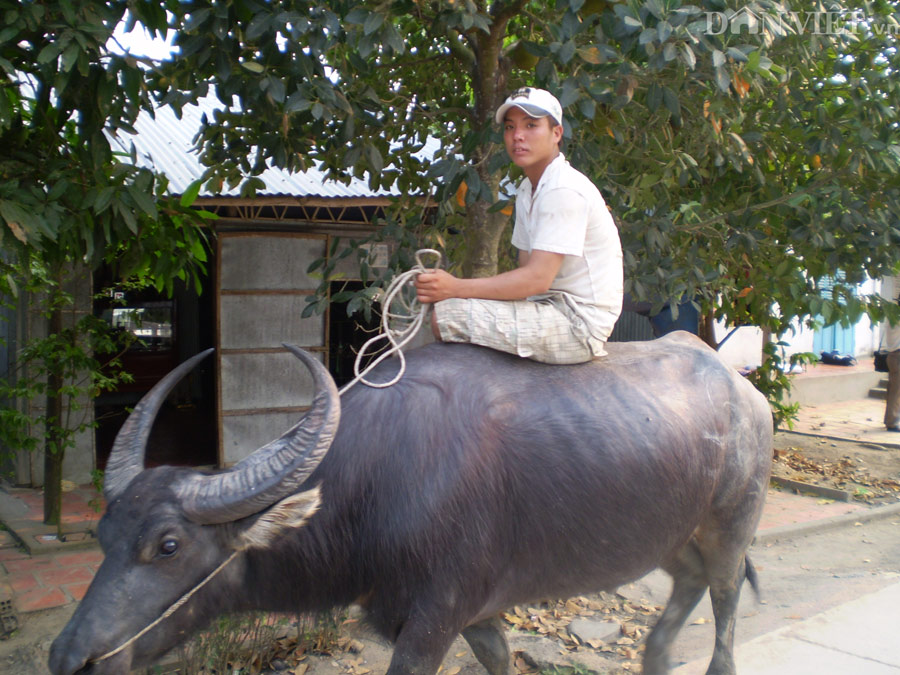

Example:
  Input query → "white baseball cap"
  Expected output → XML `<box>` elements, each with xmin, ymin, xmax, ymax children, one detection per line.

<box><xmin>495</xmin><ymin>87</ymin><xmax>563</xmax><ymax>126</ymax></box>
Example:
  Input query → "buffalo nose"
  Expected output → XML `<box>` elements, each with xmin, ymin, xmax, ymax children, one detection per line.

<box><xmin>48</xmin><ymin>636</ymin><xmax>89</xmax><ymax>675</ymax></box>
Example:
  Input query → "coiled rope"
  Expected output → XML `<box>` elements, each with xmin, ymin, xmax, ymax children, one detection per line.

<box><xmin>338</xmin><ymin>248</ymin><xmax>442</xmax><ymax>395</ymax></box>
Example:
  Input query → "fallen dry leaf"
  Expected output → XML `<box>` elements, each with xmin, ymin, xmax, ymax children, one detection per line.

<box><xmin>772</xmin><ymin>449</ymin><xmax>900</xmax><ymax>501</ymax></box>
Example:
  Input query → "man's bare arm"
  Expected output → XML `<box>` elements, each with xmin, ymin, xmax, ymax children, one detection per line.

<box><xmin>414</xmin><ymin>249</ymin><xmax>564</xmax><ymax>304</ymax></box>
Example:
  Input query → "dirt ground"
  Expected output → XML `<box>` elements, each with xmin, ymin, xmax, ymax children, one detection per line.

<box><xmin>3</xmin><ymin>431</ymin><xmax>899</xmax><ymax>675</ymax></box>
<box><xmin>770</xmin><ymin>430</ymin><xmax>900</xmax><ymax>504</ymax></box>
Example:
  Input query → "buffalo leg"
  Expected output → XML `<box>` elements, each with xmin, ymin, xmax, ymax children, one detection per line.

<box><xmin>643</xmin><ymin>541</ymin><xmax>709</xmax><ymax>675</ymax></box>
<box><xmin>386</xmin><ymin>614</ymin><xmax>461</xmax><ymax>675</ymax></box>
<box><xmin>462</xmin><ymin>616</ymin><xmax>510</xmax><ymax>675</ymax></box>
<box><xmin>703</xmin><ymin>556</ymin><xmax>752</xmax><ymax>675</ymax></box>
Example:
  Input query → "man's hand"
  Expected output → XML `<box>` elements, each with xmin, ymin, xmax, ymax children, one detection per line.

<box><xmin>415</xmin><ymin>269</ymin><xmax>459</xmax><ymax>304</ymax></box>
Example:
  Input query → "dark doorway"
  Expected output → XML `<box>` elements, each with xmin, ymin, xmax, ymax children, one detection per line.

<box><xmin>93</xmin><ymin>271</ymin><xmax>217</xmax><ymax>470</ymax></box>
<box><xmin>328</xmin><ymin>281</ymin><xmax>381</xmax><ymax>388</ymax></box>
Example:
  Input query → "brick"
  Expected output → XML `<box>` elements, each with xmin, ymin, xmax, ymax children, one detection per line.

<box><xmin>6</xmin><ymin>573</ymin><xmax>39</xmax><ymax>594</ymax></box>
<box><xmin>37</xmin><ymin>566</ymin><xmax>94</xmax><ymax>587</ymax></box>
<box><xmin>2</xmin><ymin>556</ymin><xmax>58</xmax><ymax>575</ymax></box>
<box><xmin>15</xmin><ymin>586</ymin><xmax>69</xmax><ymax>612</ymax></box>
<box><xmin>0</xmin><ymin>548</ymin><xmax>30</xmax><ymax>563</ymax></box>
<box><xmin>53</xmin><ymin>550</ymin><xmax>105</xmax><ymax>567</ymax></box>
<box><xmin>16</xmin><ymin>493</ymin><xmax>42</xmax><ymax>509</ymax></box>
<box><xmin>64</xmin><ymin>581</ymin><xmax>91</xmax><ymax>602</ymax></box>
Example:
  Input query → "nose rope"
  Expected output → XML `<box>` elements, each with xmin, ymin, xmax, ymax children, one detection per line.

<box><xmin>338</xmin><ymin>248</ymin><xmax>442</xmax><ymax>396</ymax></box>
<box><xmin>90</xmin><ymin>550</ymin><xmax>239</xmax><ymax>664</ymax></box>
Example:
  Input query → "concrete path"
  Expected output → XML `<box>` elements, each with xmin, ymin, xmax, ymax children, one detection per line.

<box><xmin>674</xmin><ymin>581</ymin><xmax>900</xmax><ymax>674</ymax></box>
<box><xmin>787</xmin><ymin>393</ymin><xmax>900</xmax><ymax>449</ymax></box>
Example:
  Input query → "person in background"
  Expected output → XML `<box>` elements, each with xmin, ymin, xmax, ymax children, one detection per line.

<box><xmin>415</xmin><ymin>87</ymin><xmax>623</xmax><ymax>364</ymax></box>
<box><xmin>884</xmin><ymin>298</ymin><xmax>900</xmax><ymax>431</ymax></box>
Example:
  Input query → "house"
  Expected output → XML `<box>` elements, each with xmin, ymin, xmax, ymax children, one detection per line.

<box><xmin>715</xmin><ymin>274</ymin><xmax>885</xmax><ymax>370</ymax></box>
<box><xmin>3</xmin><ymin>96</ymin><xmax>436</xmax><ymax>486</ymax></box>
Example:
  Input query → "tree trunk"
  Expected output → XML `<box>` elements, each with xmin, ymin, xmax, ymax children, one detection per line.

<box><xmin>463</xmin><ymin>173</ymin><xmax>508</xmax><ymax>279</ymax></box>
<box><xmin>761</xmin><ymin>326</ymin><xmax>772</xmax><ymax>365</ymax></box>
<box><xmin>462</xmin><ymin>19</ymin><xmax>511</xmax><ymax>279</ymax></box>
<box><xmin>698</xmin><ymin>309</ymin><xmax>718</xmax><ymax>350</ymax></box>
<box><xmin>42</xmin><ymin>306</ymin><xmax>64</xmax><ymax>527</ymax></box>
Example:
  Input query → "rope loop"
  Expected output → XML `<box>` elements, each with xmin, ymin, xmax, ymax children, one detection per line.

<box><xmin>338</xmin><ymin>248</ymin><xmax>442</xmax><ymax>395</ymax></box>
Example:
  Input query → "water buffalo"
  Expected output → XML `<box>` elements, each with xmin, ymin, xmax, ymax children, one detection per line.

<box><xmin>49</xmin><ymin>331</ymin><xmax>772</xmax><ymax>675</ymax></box>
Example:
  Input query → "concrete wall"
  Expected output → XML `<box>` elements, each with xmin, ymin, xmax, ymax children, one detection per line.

<box><xmin>217</xmin><ymin>233</ymin><xmax>327</xmax><ymax>465</ymax></box>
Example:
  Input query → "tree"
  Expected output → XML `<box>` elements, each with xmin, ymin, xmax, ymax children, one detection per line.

<box><xmin>149</xmin><ymin>0</ymin><xmax>900</xmax><ymax>420</ymax></box>
<box><xmin>0</xmin><ymin>0</ymin><xmax>211</xmax><ymax>523</ymax></box>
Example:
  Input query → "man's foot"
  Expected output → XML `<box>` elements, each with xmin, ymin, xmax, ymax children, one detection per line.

<box><xmin>887</xmin><ymin>426</ymin><xmax>900</xmax><ymax>432</ymax></box>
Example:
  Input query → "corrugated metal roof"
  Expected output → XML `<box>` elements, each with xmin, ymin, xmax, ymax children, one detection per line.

<box><xmin>107</xmin><ymin>94</ymin><xmax>436</xmax><ymax>200</ymax></box>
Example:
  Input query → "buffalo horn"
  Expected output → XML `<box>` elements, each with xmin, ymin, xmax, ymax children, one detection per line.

<box><xmin>174</xmin><ymin>344</ymin><xmax>340</xmax><ymax>524</ymax></box>
<box><xmin>104</xmin><ymin>348</ymin><xmax>216</xmax><ymax>502</ymax></box>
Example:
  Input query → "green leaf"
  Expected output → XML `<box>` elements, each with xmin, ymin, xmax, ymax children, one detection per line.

<box><xmin>363</xmin><ymin>12</ymin><xmax>383</xmax><ymax>36</ymax></box>
<box><xmin>662</xmin><ymin>87</ymin><xmax>680</xmax><ymax>117</ymax></box>
<box><xmin>127</xmin><ymin>186</ymin><xmax>157</xmax><ymax>217</ymax></box>
<box><xmin>246</xmin><ymin>13</ymin><xmax>272</xmax><ymax>40</ymax></box>
<box><xmin>726</xmin><ymin>47</ymin><xmax>748</xmax><ymax>63</ymax></box>
<box><xmin>94</xmin><ymin>187</ymin><xmax>115</xmax><ymax>213</ymax></box>
<box><xmin>622</xmin><ymin>15</ymin><xmax>643</xmax><ymax>31</ymax></box>
<box><xmin>646</xmin><ymin>83</ymin><xmax>662</xmax><ymax>112</ymax></box>
<box><xmin>639</xmin><ymin>28</ymin><xmax>656</xmax><ymax>45</ymax></box>
<box><xmin>345</xmin><ymin>8</ymin><xmax>368</xmax><ymax>23</ymax></box>
<box><xmin>240</xmin><ymin>61</ymin><xmax>266</xmax><ymax>74</ymax></box>
<box><xmin>364</xmin><ymin>143</ymin><xmax>383</xmax><ymax>175</ymax></box>
<box><xmin>180</xmin><ymin>179</ymin><xmax>203</xmax><ymax>207</ymax></box>
<box><xmin>746</xmin><ymin>50</ymin><xmax>761</xmax><ymax>72</ymax></box>
<box><xmin>266</xmin><ymin>75</ymin><xmax>286</xmax><ymax>103</ymax></box>
<box><xmin>681</xmin><ymin>44</ymin><xmax>696</xmax><ymax>70</ymax></box>
<box><xmin>715</xmin><ymin>66</ymin><xmax>730</xmax><ymax>93</ymax></box>
<box><xmin>36</xmin><ymin>43</ymin><xmax>59</xmax><ymax>64</ymax></box>
<box><xmin>712</xmin><ymin>49</ymin><xmax>725</xmax><ymax>68</ymax></box>
<box><xmin>285</xmin><ymin>90</ymin><xmax>312</xmax><ymax>113</ymax></box>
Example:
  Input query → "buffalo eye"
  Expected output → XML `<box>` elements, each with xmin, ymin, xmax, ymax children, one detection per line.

<box><xmin>159</xmin><ymin>538</ymin><xmax>179</xmax><ymax>557</ymax></box>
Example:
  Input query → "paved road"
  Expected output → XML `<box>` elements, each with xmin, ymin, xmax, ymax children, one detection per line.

<box><xmin>665</xmin><ymin>515</ymin><xmax>900</xmax><ymax>673</ymax></box>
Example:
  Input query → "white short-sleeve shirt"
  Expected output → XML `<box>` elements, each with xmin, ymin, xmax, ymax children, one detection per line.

<box><xmin>510</xmin><ymin>153</ymin><xmax>624</xmax><ymax>342</ymax></box>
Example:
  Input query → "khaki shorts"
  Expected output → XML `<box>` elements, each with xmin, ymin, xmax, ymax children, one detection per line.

<box><xmin>433</xmin><ymin>297</ymin><xmax>605</xmax><ymax>365</ymax></box>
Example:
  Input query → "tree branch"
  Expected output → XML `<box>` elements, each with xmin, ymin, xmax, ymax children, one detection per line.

<box><xmin>490</xmin><ymin>0</ymin><xmax>529</xmax><ymax>24</ymax></box>
<box><xmin>446</xmin><ymin>29</ymin><xmax>476</xmax><ymax>67</ymax></box>
<box><xmin>678</xmin><ymin>174</ymin><xmax>839</xmax><ymax>232</ymax></box>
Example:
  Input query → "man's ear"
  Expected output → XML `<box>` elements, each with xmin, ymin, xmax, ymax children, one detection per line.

<box><xmin>236</xmin><ymin>487</ymin><xmax>321</xmax><ymax>551</ymax></box>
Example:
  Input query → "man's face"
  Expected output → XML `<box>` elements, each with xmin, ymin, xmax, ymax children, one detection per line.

<box><xmin>503</xmin><ymin>106</ymin><xmax>562</xmax><ymax>180</ymax></box>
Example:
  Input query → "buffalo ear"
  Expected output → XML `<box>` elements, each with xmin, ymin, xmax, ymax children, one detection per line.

<box><xmin>236</xmin><ymin>487</ymin><xmax>322</xmax><ymax>551</ymax></box>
